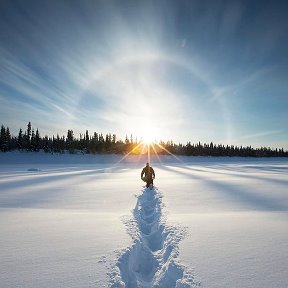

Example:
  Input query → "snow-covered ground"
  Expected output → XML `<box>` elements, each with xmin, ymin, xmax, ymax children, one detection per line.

<box><xmin>0</xmin><ymin>152</ymin><xmax>287</xmax><ymax>287</ymax></box>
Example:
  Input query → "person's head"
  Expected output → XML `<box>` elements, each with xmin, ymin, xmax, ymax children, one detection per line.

<box><xmin>146</xmin><ymin>162</ymin><xmax>150</xmax><ymax>167</ymax></box>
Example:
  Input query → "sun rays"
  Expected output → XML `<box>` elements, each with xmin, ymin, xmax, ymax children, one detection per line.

<box><xmin>114</xmin><ymin>139</ymin><xmax>182</xmax><ymax>167</ymax></box>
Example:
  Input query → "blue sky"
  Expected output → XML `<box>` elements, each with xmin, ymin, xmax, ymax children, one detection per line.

<box><xmin>0</xmin><ymin>0</ymin><xmax>287</xmax><ymax>148</ymax></box>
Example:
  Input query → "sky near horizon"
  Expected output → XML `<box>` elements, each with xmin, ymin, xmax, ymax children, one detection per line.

<box><xmin>0</xmin><ymin>0</ymin><xmax>287</xmax><ymax>149</ymax></box>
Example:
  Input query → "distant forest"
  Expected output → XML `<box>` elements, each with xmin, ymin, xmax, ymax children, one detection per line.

<box><xmin>0</xmin><ymin>122</ymin><xmax>287</xmax><ymax>157</ymax></box>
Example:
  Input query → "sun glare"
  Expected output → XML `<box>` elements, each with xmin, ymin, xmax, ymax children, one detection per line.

<box><xmin>142</xmin><ymin>133</ymin><xmax>155</xmax><ymax>145</ymax></box>
<box><xmin>136</xmin><ymin>123</ymin><xmax>158</xmax><ymax>145</ymax></box>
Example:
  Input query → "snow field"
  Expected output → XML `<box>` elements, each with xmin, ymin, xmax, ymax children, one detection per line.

<box><xmin>0</xmin><ymin>152</ymin><xmax>287</xmax><ymax>287</ymax></box>
<box><xmin>0</xmin><ymin>209</ymin><xmax>128</xmax><ymax>287</ymax></box>
<box><xmin>0</xmin><ymin>159</ymin><xmax>138</xmax><ymax>287</ymax></box>
<box><xmin>157</xmin><ymin>162</ymin><xmax>288</xmax><ymax>288</ymax></box>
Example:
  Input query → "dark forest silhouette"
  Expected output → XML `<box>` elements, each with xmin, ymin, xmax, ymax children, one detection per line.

<box><xmin>0</xmin><ymin>122</ymin><xmax>287</xmax><ymax>157</ymax></box>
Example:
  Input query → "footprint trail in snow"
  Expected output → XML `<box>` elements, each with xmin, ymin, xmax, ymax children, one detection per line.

<box><xmin>110</xmin><ymin>187</ymin><xmax>199</xmax><ymax>287</ymax></box>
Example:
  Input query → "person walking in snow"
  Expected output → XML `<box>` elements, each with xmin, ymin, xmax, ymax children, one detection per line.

<box><xmin>141</xmin><ymin>162</ymin><xmax>155</xmax><ymax>188</ymax></box>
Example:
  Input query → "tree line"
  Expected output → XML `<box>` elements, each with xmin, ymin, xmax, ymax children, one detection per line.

<box><xmin>0</xmin><ymin>122</ymin><xmax>287</xmax><ymax>157</ymax></box>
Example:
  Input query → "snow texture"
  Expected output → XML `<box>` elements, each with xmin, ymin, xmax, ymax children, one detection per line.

<box><xmin>0</xmin><ymin>152</ymin><xmax>287</xmax><ymax>288</ymax></box>
<box><xmin>110</xmin><ymin>187</ymin><xmax>199</xmax><ymax>287</ymax></box>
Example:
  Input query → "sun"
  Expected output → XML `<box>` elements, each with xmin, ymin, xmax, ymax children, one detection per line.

<box><xmin>137</xmin><ymin>125</ymin><xmax>158</xmax><ymax>145</ymax></box>
<box><xmin>141</xmin><ymin>133</ymin><xmax>155</xmax><ymax>145</ymax></box>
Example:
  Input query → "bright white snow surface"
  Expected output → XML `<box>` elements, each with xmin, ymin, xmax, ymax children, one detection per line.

<box><xmin>0</xmin><ymin>151</ymin><xmax>288</xmax><ymax>288</ymax></box>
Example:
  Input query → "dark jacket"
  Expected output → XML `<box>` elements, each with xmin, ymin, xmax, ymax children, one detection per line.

<box><xmin>141</xmin><ymin>166</ymin><xmax>155</xmax><ymax>180</ymax></box>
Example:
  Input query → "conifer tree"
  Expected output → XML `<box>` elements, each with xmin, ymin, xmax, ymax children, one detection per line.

<box><xmin>18</xmin><ymin>128</ymin><xmax>23</xmax><ymax>149</ymax></box>
<box><xmin>26</xmin><ymin>122</ymin><xmax>32</xmax><ymax>149</ymax></box>
<box><xmin>6</xmin><ymin>127</ymin><xmax>11</xmax><ymax>151</ymax></box>
<box><xmin>0</xmin><ymin>125</ymin><xmax>6</xmax><ymax>151</ymax></box>
<box><xmin>85</xmin><ymin>130</ymin><xmax>89</xmax><ymax>151</ymax></box>
<box><xmin>66</xmin><ymin>130</ymin><xmax>74</xmax><ymax>153</ymax></box>
<box><xmin>94</xmin><ymin>132</ymin><xmax>98</xmax><ymax>143</ymax></box>
<box><xmin>43</xmin><ymin>136</ymin><xmax>49</xmax><ymax>152</ymax></box>
<box><xmin>112</xmin><ymin>134</ymin><xmax>116</xmax><ymax>144</ymax></box>
<box><xmin>35</xmin><ymin>129</ymin><xmax>40</xmax><ymax>151</ymax></box>
<box><xmin>31</xmin><ymin>129</ymin><xmax>36</xmax><ymax>151</ymax></box>
<box><xmin>0</xmin><ymin>122</ymin><xmax>287</xmax><ymax>157</ymax></box>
